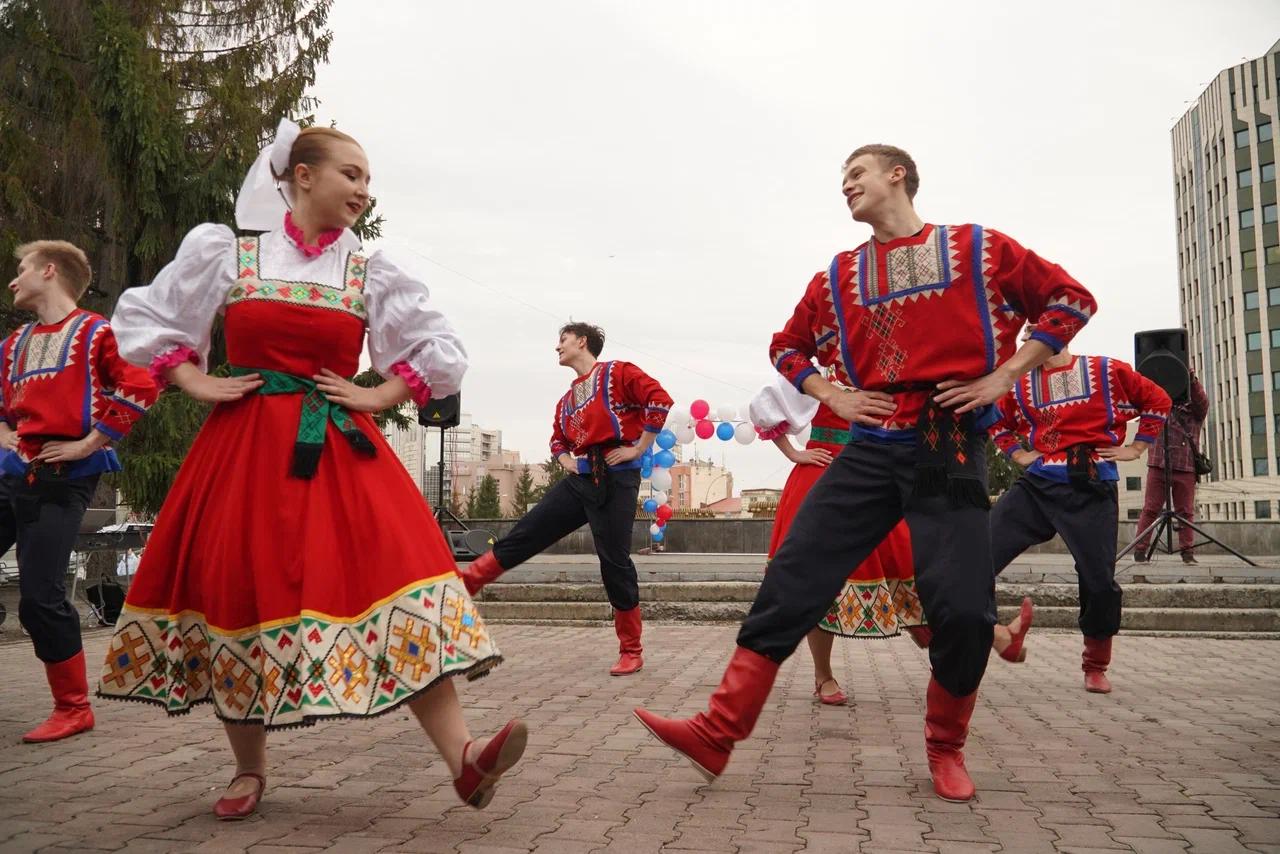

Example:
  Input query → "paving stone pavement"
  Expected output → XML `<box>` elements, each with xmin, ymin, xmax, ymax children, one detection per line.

<box><xmin>1</xmin><ymin>626</ymin><xmax>1278</xmax><ymax>853</ymax></box>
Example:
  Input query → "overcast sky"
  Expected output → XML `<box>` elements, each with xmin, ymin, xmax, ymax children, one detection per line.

<box><xmin>311</xmin><ymin>1</ymin><xmax>1279</xmax><ymax>491</ymax></box>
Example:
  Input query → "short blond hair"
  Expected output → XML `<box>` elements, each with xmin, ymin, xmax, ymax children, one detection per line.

<box><xmin>15</xmin><ymin>240</ymin><xmax>92</xmax><ymax>299</ymax></box>
<box><xmin>843</xmin><ymin>144</ymin><xmax>920</xmax><ymax>201</ymax></box>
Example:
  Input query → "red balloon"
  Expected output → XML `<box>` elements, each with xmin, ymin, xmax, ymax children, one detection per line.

<box><xmin>690</xmin><ymin>399</ymin><xmax>710</xmax><ymax>419</ymax></box>
<box><xmin>695</xmin><ymin>419</ymin><xmax>715</xmax><ymax>439</ymax></box>
<box><xmin>656</xmin><ymin>504</ymin><xmax>674</xmax><ymax>522</ymax></box>
<box><xmin>656</xmin><ymin>518</ymin><xmax>667</xmax><ymax>527</ymax></box>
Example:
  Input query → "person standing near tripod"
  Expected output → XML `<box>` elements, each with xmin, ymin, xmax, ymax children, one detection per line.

<box><xmin>1133</xmin><ymin>372</ymin><xmax>1208</xmax><ymax>564</ymax></box>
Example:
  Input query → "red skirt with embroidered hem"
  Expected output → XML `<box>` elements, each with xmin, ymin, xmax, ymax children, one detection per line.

<box><xmin>98</xmin><ymin>301</ymin><xmax>500</xmax><ymax>730</ymax></box>
<box><xmin>768</xmin><ymin>443</ymin><xmax>924</xmax><ymax>640</ymax></box>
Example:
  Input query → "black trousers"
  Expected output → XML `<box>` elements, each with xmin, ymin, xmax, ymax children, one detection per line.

<box><xmin>493</xmin><ymin>469</ymin><xmax>642</xmax><ymax>611</ymax></box>
<box><xmin>0</xmin><ymin>474</ymin><xmax>98</xmax><ymax>663</ymax></box>
<box><xmin>738</xmin><ymin>440</ymin><xmax>996</xmax><ymax>698</ymax></box>
<box><xmin>991</xmin><ymin>475</ymin><xmax>1121</xmax><ymax>638</ymax></box>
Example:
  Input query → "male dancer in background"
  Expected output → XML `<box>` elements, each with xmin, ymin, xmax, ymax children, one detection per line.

<box><xmin>2</xmin><ymin>240</ymin><xmax>156</xmax><ymax>741</ymax></box>
<box><xmin>989</xmin><ymin>324</ymin><xmax>1170</xmax><ymax>693</ymax></box>
<box><xmin>461</xmin><ymin>323</ymin><xmax>672</xmax><ymax>676</ymax></box>
<box><xmin>634</xmin><ymin>144</ymin><xmax>1097</xmax><ymax>802</ymax></box>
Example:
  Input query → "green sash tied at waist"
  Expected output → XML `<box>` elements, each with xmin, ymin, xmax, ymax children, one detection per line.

<box><xmin>229</xmin><ymin>366</ymin><xmax>376</xmax><ymax>478</ymax></box>
<box><xmin>809</xmin><ymin>426</ymin><xmax>852</xmax><ymax>447</ymax></box>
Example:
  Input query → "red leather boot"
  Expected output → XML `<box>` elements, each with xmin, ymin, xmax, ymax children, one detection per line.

<box><xmin>924</xmin><ymin>677</ymin><xmax>978</xmax><ymax>802</ymax></box>
<box><xmin>610</xmin><ymin>607</ymin><xmax>644</xmax><ymax>676</ymax></box>
<box><xmin>454</xmin><ymin>719</ymin><xmax>529</xmax><ymax>809</ymax></box>
<box><xmin>905</xmin><ymin>626</ymin><xmax>933</xmax><ymax>648</ymax></box>
<box><xmin>23</xmin><ymin>650</ymin><xmax>95</xmax><ymax>743</ymax></box>
<box><xmin>633</xmin><ymin>646</ymin><xmax>778</xmax><ymax>782</ymax></box>
<box><xmin>459</xmin><ymin>551</ymin><xmax>506</xmax><ymax>597</ymax></box>
<box><xmin>1082</xmin><ymin>636</ymin><xmax>1113</xmax><ymax>694</ymax></box>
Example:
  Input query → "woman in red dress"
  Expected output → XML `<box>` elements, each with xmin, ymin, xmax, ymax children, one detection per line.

<box><xmin>753</xmin><ymin>377</ymin><xmax>1032</xmax><ymax>706</ymax></box>
<box><xmin>98</xmin><ymin>121</ymin><xmax>524</xmax><ymax>819</ymax></box>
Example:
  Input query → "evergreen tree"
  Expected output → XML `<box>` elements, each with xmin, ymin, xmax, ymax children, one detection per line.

<box><xmin>530</xmin><ymin>454</ymin><xmax>569</xmax><ymax>502</ymax></box>
<box><xmin>512</xmin><ymin>464</ymin><xmax>536</xmax><ymax>515</ymax></box>
<box><xmin>466</xmin><ymin>475</ymin><xmax>501</xmax><ymax>519</ymax></box>
<box><xmin>986</xmin><ymin>437</ymin><xmax>1023</xmax><ymax>495</ymax></box>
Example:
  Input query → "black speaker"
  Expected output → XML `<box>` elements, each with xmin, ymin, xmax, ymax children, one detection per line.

<box><xmin>1135</xmin><ymin>329</ymin><xmax>1190</xmax><ymax>403</ymax></box>
<box><xmin>418</xmin><ymin>393</ymin><xmax>461</xmax><ymax>429</ymax></box>
<box><xmin>446</xmin><ymin>528</ymin><xmax>496</xmax><ymax>560</ymax></box>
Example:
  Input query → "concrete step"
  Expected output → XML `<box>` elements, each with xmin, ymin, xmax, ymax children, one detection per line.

<box><xmin>475</xmin><ymin>581</ymin><xmax>1280</xmax><ymax>609</ymax></box>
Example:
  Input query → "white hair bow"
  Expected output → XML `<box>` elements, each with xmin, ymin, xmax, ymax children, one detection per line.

<box><xmin>234</xmin><ymin>118</ymin><xmax>301</xmax><ymax>231</ymax></box>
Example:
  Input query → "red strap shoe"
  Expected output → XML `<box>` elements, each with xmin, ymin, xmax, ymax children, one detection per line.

<box><xmin>610</xmin><ymin>607</ymin><xmax>644</xmax><ymax>676</ymax></box>
<box><xmin>23</xmin><ymin>650</ymin><xmax>95</xmax><ymax>743</ymax></box>
<box><xmin>813</xmin><ymin>678</ymin><xmax>848</xmax><ymax>706</ymax></box>
<box><xmin>213</xmin><ymin>772</ymin><xmax>266</xmax><ymax>820</ymax></box>
<box><xmin>924</xmin><ymin>677</ymin><xmax>978</xmax><ymax>802</ymax></box>
<box><xmin>454</xmin><ymin>719</ymin><xmax>529</xmax><ymax>809</ymax></box>
<box><xmin>633</xmin><ymin>646</ymin><xmax>780</xmax><ymax>782</ymax></box>
<box><xmin>997</xmin><ymin>597</ymin><xmax>1034</xmax><ymax>663</ymax></box>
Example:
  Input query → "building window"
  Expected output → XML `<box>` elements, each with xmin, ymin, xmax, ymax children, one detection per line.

<box><xmin>1265</xmin><ymin>163</ymin><xmax>1277</xmax><ymax>183</ymax></box>
<box><xmin>1271</xmin><ymin>287</ymin><xmax>1280</xmax><ymax>306</ymax></box>
<box><xmin>1241</xmin><ymin>208</ymin><xmax>1256</xmax><ymax>228</ymax></box>
<box><xmin>1250</xmin><ymin>372</ymin><xmax>1264</xmax><ymax>392</ymax></box>
<box><xmin>1274</xmin><ymin>328</ymin><xmax>1280</xmax><ymax>348</ymax></box>
<box><xmin>1267</xmin><ymin>203</ymin><xmax>1279</xmax><ymax>223</ymax></box>
<box><xmin>1126</xmin><ymin>508</ymin><xmax>1140</xmax><ymax>520</ymax></box>
<box><xmin>1257</xmin><ymin>501</ymin><xmax>1273</xmax><ymax>519</ymax></box>
<box><xmin>1246</xmin><ymin>290</ymin><xmax>1260</xmax><ymax>310</ymax></box>
<box><xmin>1274</xmin><ymin>371</ymin><xmax>1280</xmax><ymax>390</ymax></box>
<box><xmin>1240</xmin><ymin>168</ymin><xmax>1254</xmax><ymax>188</ymax></box>
<box><xmin>1268</xmin><ymin>246</ymin><xmax>1280</xmax><ymax>265</ymax></box>
<box><xmin>1262</xmin><ymin>122</ymin><xmax>1274</xmax><ymax>142</ymax></box>
<box><xmin>1237</xmin><ymin>128</ymin><xmax>1251</xmax><ymax>147</ymax></box>
<box><xmin>1125</xmin><ymin>476</ymin><xmax>1142</xmax><ymax>491</ymax></box>
<box><xmin>1254</xmin><ymin>415</ymin><xmax>1267</xmax><ymax>434</ymax></box>
<box><xmin>1248</xmin><ymin>331</ymin><xmax>1263</xmax><ymax>350</ymax></box>
<box><xmin>1244</xmin><ymin>250</ymin><xmax>1258</xmax><ymax>269</ymax></box>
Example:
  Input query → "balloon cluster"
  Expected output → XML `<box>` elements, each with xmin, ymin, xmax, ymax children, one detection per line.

<box><xmin>638</xmin><ymin>399</ymin><xmax>758</xmax><ymax>543</ymax></box>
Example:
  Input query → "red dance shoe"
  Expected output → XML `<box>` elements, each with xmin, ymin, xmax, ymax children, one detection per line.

<box><xmin>213</xmin><ymin>772</ymin><xmax>266</xmax><ymax>820</ymax></box>
<box><xmin>22</xmin><ymin>650</ymin><xmax>95</xmax><ymax>743</ymax></box>
<box><xmin>633</xmin><ymin>646</ymin><xmax>779</xmax><ymax>782</ymax></box>
<box><xmin>813</xmin><ymin>678</ymin><xmax>848</xmax><ymax>706</ymax></box>
<box><xmin>997</xmin><ymin>597</ymin><xmax>1034</xmax><ymax>663</ymax></box>
<box><xmin>924</xmin><ymin>677</ymin><xmax>978</xmax><ymax>803</ymax></box>
<box><xmin>454</xmin><ymin>719</ymin><xmax>529</xmax><ymax>809</ymax></box>
<box><xmin>459</xmin><ymin>551</ymin><xmax>506</xmax><ymax>597</ymax></box>
<box><xmin>1083</xmin><ymin>636</ymin><xmax>1113</xmax><ymax>694</ymax></box>
<box><xmin>610</xmin><ymin>607</ymin><xmax>644</xmax><ymax>676</ymax></box>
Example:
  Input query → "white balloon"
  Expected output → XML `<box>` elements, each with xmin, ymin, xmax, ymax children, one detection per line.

<box><xmin>676</xmin><ymin>423</ymin><xmax>696</xmax><ymax>444</ymax></box>
<box><xmin>739</xmin><ymin>403</ymin><xmax>753</xmax><ymax>422</ymax></box>
<box><xmin>715</xmin><ymin>404</ymin><xmax>737</xmax><ymax>423</ymax></box>
<box><xmin>664</xmin><ymin>406</ymin><xmax>690</xmax><ymax>429</ymax></box>
<box><xmin>650</xmin><ymin>469</ymin><xmax>673</xmax><ymax>492</ymax></box>
<box><xmin>649</xmin><ymin>523</ymin><xmax>662</xmax><ymax>536</ymax></box>
<box><xmin>653</xmin><ymin>490</ymin><xmax>669</xmax><ymax>506</ymax></box>
<box><xmin>734</xmin><ymin>422</ymin><xmax>756</xmax><ymax>444</ymax></box>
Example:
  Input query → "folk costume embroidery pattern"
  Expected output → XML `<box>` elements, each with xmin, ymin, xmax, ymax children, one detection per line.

<box><xmin>103</xmin><ymin>576</ymin><xmax>497</xmax><ymax>728</ymax></box>
<box><xmin>227</xmin><ymin>236</ymin><xmax>369</xmax><ymax>320</ymax></box>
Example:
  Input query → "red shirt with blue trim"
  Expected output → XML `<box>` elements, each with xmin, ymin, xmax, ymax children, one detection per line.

<box><xmin>0</xmin><ymin>308</ymin><xmax>158</xmax><ymax>478</ymax></box>
<box><xmin>989</xmin><ymin>354</ymin><xmax>1172</xmax><ymax>483</ymax></box>
<box><xmin>549</xmin><ymin>360</ymin><xmax>672</xmax><ymax>471</ymax></box>
<box><xmin>770</xmin><ymin>224</ymin><xmax>1097</xmax><ymax>442</ymax></box>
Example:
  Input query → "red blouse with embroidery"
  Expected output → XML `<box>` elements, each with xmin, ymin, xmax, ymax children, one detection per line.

<box><xmin>770</xmin><ymin>224</ymin><xmax>1097</xmax><ymax>440</ymax></box>
<box><xmin>549</xmin><ymin>360</ymin><xmax>672</xmax><ymax>459</ymax></box>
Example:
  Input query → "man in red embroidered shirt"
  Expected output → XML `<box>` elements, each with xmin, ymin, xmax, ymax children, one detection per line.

<box><xmin>1</xmin><ymin>241</ymin><xmax>157</xmax><ymax>742</ymax></box>
<box><xmin>989</xmin><ymin>324</ymin><xmax>1171</xmax><ymax>694</ymax></box>
<box><xmin>634</xmin><ymin>144</ymin><xmax>1098</xmax><ymax>802</ymax></box>
<box><xmin>461</xmin><ymin>322</ymin><xmax>672</xmax><ymax>676</ymax></box>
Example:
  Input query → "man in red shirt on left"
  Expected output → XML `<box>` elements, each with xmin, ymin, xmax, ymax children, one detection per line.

<box><xmin>1</xmin><ymin>241</ymin><xmax>157</xmax><ymax>742</ymax></box>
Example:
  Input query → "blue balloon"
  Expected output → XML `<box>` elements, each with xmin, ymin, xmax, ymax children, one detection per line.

<box><xmin>716</xmin><ymin>421</ymin><xmax>735</xmax><ymax>441</ymax></box>
<box><xmin>652</xmin><ymin>530</ymin><xmax>665</xmax><ymax>542</ymax></box>
<box><xmin>654</xmin><ymin>450</ymin><xmax>676</xmax><ymax>469</ymax></box>
<box><xmin>640</xmin><ymin>463</ymin><xmax>653</xmax><ymax>477</ymax></box>
<box><xmin>656</xmin><ymin>429</ymin><xmax>677</xmax><ymax>450</ymax></box>
<box><xmin>642</xmin><ymin>446</ymin><xmax>653</xmax><ymax>459</ymax></box>
<box><xmin>642</xmin><ymin>498</ymin><xmax>658</xmax><ymax>513</ymax></box>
